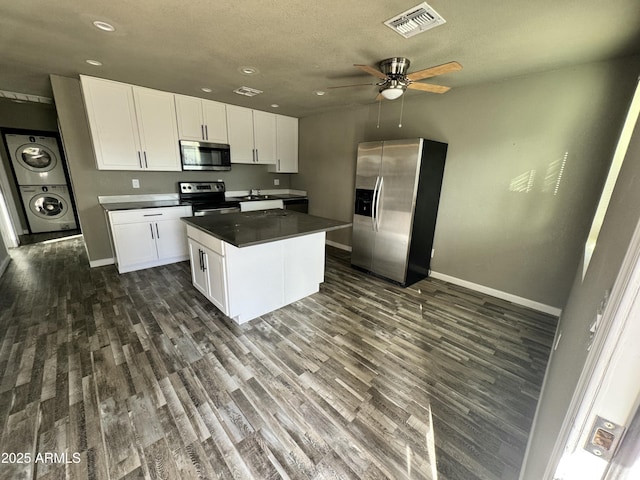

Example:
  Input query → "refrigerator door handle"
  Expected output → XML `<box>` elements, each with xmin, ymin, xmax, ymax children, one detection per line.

<box><xmin>372</xmin><ymin>175</ymin><xmax>381</xmax><ymax>231</ymax></box>
<box><xmin>374</xmin><ymin>176</ymin><xmax>384</xmax><ymax>231</ymax></box>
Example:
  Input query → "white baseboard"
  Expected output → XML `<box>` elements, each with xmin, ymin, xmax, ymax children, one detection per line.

<box><xmin>89</xmin><ymin>257</ymin><xmax>115</xmax><ymax>268</ymax></box>
<box><xmin>430</xmin><ymin>271</ymin><xmax>562</xmax><ymax>317</ymax></box>
<box><xmin>0</xmin><ymin>255</ymin><xmax>10</xmax><ymax>278</ymax></box>
<box><xmin>325</xmin><ymin>240</ymin><xmax>352</xmax><ymax>252</ymax></box>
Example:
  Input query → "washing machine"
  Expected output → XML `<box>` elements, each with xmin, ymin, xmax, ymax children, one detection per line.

<box><xmin>19</xmin><ymin>185</ymin><xmax>78</xmax><ymax>233</ymax></box>
<box><xmin>5</xmin><ymin>133</ymin><xmax>67</xmax><ymax>185</ymax></box>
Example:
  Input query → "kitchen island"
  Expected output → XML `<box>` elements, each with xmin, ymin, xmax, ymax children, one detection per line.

<box><xmin>182</xmin><ymin>210</ymin><xmax>349</xmax><ymax>324</ymax></box>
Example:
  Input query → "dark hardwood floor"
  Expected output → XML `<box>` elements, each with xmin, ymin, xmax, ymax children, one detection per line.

<box><xmin>0</xmin><ymin>236</ymin><xmax>557</xmax><ymax>479</ymax></box>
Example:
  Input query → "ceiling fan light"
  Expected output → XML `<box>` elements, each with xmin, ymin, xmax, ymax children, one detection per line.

<box><xmin>380</xmin><ymin>87</ymin><xmax>404</xmax><ymax>100</ymax></box>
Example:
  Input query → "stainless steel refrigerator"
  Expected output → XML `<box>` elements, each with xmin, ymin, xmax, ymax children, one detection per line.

<box><xmin>351</xmin><ymin>138</ymin><xmax>447</xmax><ymax>286</ymax></box>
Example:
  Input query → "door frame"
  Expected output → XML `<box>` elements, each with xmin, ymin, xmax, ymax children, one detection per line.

<box><xmin>544</xmin><ymin>213</ymin><xmax>640</xmax><ymax>479</ymax></box>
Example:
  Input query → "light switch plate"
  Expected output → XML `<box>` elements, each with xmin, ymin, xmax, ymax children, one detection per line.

<box><xmin>132</xmin><ymin>179</ymin><xmax>140</xmax><ymax>188</ymax></box>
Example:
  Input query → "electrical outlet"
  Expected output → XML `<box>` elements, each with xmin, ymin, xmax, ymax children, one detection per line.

<box><xmin>132</xmin><ymin>179</ymin><xmax>140</xmax><ymax>188</ymax></box>
<box><xmin>274</xmin><ymin>179</ymin><xmax>280</xmax><ymax>186</ymax></box>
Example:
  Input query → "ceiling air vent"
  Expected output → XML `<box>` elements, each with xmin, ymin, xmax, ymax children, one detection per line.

<box><xmin>384</xmin><ymin>2</ymin><xmax>446</xmax><ymax>39</ymax></box>
<box><xmin>233</xmin><ymin>86</ymin><xmax>263</xmax><ymax>97</ymax></box>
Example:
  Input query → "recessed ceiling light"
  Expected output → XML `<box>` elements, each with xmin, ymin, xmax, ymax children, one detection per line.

<box><xmin>239</xmin><ymin>66</ymin><xmax>258</xmax><ymax>75</ymax></box>
<box><xmin>270</xmin><ymin>104</ymin><xmax>279</xmax><ymax>108</ymax></box>
<box><xmin>92</xmin><ymin>20</ymin><xmax>116</xmax><ymax>32</ymax></box>
<box><xmin>86</xmin><ymin>59</ymin><xmax>103</xmax><ymax>66</ymax></box>
<box><xmin>314</xmin><ymin>90</ymin><xmax>326</xmax><ymax>96</ymax></box>
<box><xmin>201</xmin><ymin>87</ymin><xmax>212</xmax><ymax>93</ymax></box>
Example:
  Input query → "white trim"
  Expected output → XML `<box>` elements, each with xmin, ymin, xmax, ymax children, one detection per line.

<box><xmin>430</xmin><ymin>271</ymin><xmax>562</xmax><ymax>316</ymax></box>
<box><xmin>325</xmin><ymin>239</ymin><xmax>351</xmax><ymax>252</ymax></box>
<box><xmin>0</xmin><ymin>255</ymin><xmax>10</xmax><ymax>278</ymax></box>
<box><xmin>89</xmin><ymin>257</ymin><xmax>115</xmax><ymax>268</ymax></box>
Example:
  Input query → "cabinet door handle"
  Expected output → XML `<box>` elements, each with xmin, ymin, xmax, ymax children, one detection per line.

<box><xmin>198</xmin><ymin>249</ymin><xmax>203</xmax><ymax>270</ymax></box>
<box><xmin>204</xmin><ymin>125</ymin><xmax>209</xmax><ymax>140</ymax></box>
<box><xmin>201</xmin><ymin>251</ymin><xmax>207</xmax><ymax>272</ymax></box>
<box><xmin>143</xmin><ymin>151</ymin><xmax>148</xmax><ymax>168</ymax></box>
<box><xmin>155</xmin><ymin>223</ymin><xmax>160</xmax><ymax>238</ymax></box>
<box><xmin>137</xmin><ymin>151</ymin><xmax>143</xmax><ymax>168</ymax></box>
<box><xmin>201</xmin><ymin>125</ymin><xmax>205</xmax><ymax>140</ymax></box>
<box><xmin>149</xmin><ymin>223</ymin><xmax>154</xmax><ymax>239</ymax></box>
<box><xmin>255</xmin><ymin>149</ymin><xmax>259</xmax><ymax>163</ymax></box>
<box><xmin>277</xmin><ymin>159</ymin><xmax>280</xmax><ymax>170</ymax></box>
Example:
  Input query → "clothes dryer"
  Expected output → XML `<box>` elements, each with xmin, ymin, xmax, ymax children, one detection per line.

<box><xmin>5</xmin><ymin>133</ymin><xmax>67</xmax><ymax>185</ymax></box>
<box><xmin>19</xmin><ymin>185</ymin><xmax>78</xmax><ymax>233</ymax></box>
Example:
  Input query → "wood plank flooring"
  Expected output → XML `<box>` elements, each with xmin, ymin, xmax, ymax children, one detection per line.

<box><xmin>0</xmin><ymin>236</ymin><xmax>557</xmax><ymax>480</ymax></box>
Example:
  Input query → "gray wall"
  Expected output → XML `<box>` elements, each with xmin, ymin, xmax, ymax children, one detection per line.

<box><xmin>50</xmin><ymin>75</ymin><xmax>291</xmax><ymax>263</ymax></box>
<box><xmin>0</xmin><ymin>99</ymin><xmax>59</xmax><ymax>232</ymax></box>
<box><xmin>293</xmin><ymin>56</ymin><xmax>640</xmax><ymax>309</ymax></box>
<box><xmin>521</xmin><ymin>90</ymin><xmax>640</xmax><ymax>479</ymax></box>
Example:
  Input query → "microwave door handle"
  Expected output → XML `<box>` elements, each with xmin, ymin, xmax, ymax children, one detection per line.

<box><xmin>372</xmin><ymin>176</ymin><xmax>380</xmax><ymax>231</ymax></box>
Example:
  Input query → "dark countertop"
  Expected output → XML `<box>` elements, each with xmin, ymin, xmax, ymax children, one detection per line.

<box><xmin>182</xmin><ymin>210</ymin><xmax>349</xmax><ymax>248</ymax></box>
<box><xmin>226</xmin><ymin>193</ymin><xmax>307</xmax><ymax>202</ymax></box>
<box><xmin>101</xmin><ymin>200</ymin><xmax>189</xmax><ymax>211</ymax></box>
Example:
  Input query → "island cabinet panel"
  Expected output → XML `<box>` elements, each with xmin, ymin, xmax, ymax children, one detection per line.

<box><xmin>108</xmin><ymin>206</ymin><xmax>191</xmax><ymax>273</ymax></box>
<box><xmin>282</xmin><ymin>233</ymin><xmax>325</xmax><ymax>304</ymax></box>
<box><xmin>80</xmin><ymin>75</ymin><xmax>181</xmax><ymax>171</ymax></box>
<box><xmin>225</xmin><ymin>242</ymin><xmax>284</xmax><ymax>321</ymax></box>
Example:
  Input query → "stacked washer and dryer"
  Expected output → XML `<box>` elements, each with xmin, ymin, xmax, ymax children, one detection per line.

<box><xmin>5</xmin><ymin>133</ymin><xmax>78</xmax><ymax>234</ymax></box>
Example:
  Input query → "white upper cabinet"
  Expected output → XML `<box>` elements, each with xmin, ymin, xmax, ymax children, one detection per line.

<box><xmin>80</xmin><ymin>75</ymin><xmax>180</xmax><ymax>171</ymax></box>
<box><xmin>175</xmin><ymin>94</ymin><xmax>228</xmax><ymax>143</ymax></box>
<box><xmin>269</xmin><ymin>115</ymin><xmax>298</xmax><ymax>173</ymax></box>
<box><xmin>226</xmin><ymin>105</ymin><xmax>276</xmax><ymax>164</ymax></box>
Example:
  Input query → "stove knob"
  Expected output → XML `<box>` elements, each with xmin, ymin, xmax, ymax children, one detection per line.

<box><xmin>42</xmin><ymin>186</ymin><xmax>48</xmax><ymax>192</ymax></box>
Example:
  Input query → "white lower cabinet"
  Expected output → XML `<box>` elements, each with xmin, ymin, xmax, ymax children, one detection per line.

<box><xmin>186</xmin><ymin>226</ymin><xmax>326</xmax><ymax>324</ymax></box>
<box><xmin>108</xmin><ymin>206</ymin><xmax>192</xmax><ymax>273</ymax></box>
<box><xmin>188</xmin><ymin>238</ymin><xmax>229</xmax><ymax>314</ymax></box>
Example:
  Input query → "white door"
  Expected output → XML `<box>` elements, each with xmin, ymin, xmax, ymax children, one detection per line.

<box><xmin>548</xmin><ymin>215</ymin><xmax>640</xmax><ymax>480</ymax></box>
<box><xmin>133</xmin><ymin>87</ymin><xmax>181</xmax><ymax>171</ymax></box>
<box><xmin>154</xmin><ymin>218</ymin><xmax>188</xmax><ymax>260</ymax></box>
<box><xmin>273</xmin><ymin>115</ymin><xmax>298</xmax><ymax>173</ymax></box>
<box><xmin>226</xmin><ymin>105</ymin><xmax>255</xmax><ymax>164</ymax></box>
<box><xmin>188</xmin><ymin>239</ymin><xmax>209</xmax><ymax>296</ymax></box>
<box><xmin>81</xmin><ymin>76</ymin><xmax>141</xmax><ymax>170</ymax></box>
<box><xmin>113</xmin><ymin>222</ymin><xmax>158</xmax><ymax>269</ymax></box>
<box><xmin>252</xmin><ymin>110</ymin><xmax>276</xmax><ymax>164</ymax></box>
<box><xmin>175</xmin><ymin>95</ymin><xmax>205</xmax><ymax>141</ymax></box>
<box><xmin>202</xmin><ymin>100</ymin><xmax>228</xmax><ymax>144</ymax></box>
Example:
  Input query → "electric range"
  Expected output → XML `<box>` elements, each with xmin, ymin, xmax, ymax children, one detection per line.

<box><xmin>178</xmin><ymin>181</ymin><xmax>240</xmax><ymax>216</ymax></box>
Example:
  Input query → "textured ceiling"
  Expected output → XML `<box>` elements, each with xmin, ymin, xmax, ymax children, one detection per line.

<box><xmin>1</xmin><ymin>0</ymin><xmax>639</xmax><ymax>117</ymax></box>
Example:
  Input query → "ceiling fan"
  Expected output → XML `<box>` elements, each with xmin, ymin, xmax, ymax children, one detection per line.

<box><xmin>329</xmin><ymin>57</ymin><xmax>462</xmax><ymax>100</ymax></box>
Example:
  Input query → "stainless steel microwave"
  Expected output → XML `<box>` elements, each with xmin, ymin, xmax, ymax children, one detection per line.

<box><xmin>179</xmin><ymin>140</ymin><xmax>231</xmax><ymax>171</ymax></box>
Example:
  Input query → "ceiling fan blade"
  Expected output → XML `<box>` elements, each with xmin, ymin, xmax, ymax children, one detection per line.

<box><xmin>406</xmin><ymin>61</ymin><xmax>463</xmax><ymax>81</ymax></box>
<box><xmin>354</xmin><ymin>64</ymin><xmax>388</xmax><ymax>80</ymax></box>
<box><xmin>327</xmin><ymin>83</ymin><xmax>377</xmax><ymax>89</ymax></box>
<box><xmin>407</xmin><ymin>82</ymin><xmax>451</xmax><ymax>94</ymax></box>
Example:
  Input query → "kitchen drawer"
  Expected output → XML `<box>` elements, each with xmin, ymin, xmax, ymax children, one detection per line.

<box><xmin>110</xmin><ymin>206</ymin><xmax>191</xmax><ymax>225</ymax></box>
<box><xmin>186</xmin><ymin>225</ymin><xmax>225</xmax><ymax>256</ymax></box>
